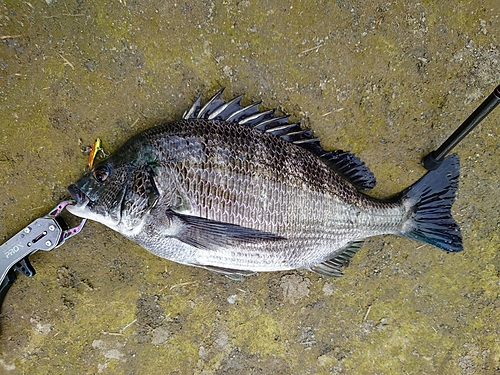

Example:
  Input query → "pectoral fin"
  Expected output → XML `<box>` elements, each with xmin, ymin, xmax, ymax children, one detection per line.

<box><xmin>166</xmin><ymin>209</ymin><xmax>285</xmax><ymax>250</ymax></box>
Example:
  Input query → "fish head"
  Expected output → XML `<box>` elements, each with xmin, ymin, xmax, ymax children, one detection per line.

<box><xmin>67</xmin><ymin>142</ymin><xmax>160</xmax><ymax>233</ymax></box>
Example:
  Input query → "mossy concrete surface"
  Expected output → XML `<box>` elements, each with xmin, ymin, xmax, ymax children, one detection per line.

<box><xmin>0</xmin><ymin>0</ymin><xmax>499</xmax><ymax>374</ymax></box>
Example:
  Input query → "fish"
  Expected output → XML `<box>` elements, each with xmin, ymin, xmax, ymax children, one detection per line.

<box><xmin>67</xmin><ymin>89</ymin><xmax>462</xmax><ymax>278</ymax></box>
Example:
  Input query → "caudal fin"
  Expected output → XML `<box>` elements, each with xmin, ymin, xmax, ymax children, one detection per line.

<box><xmin>399</xmin><ymin>154</ymin><xmax>462</xmax><ymax>252</ymax></box>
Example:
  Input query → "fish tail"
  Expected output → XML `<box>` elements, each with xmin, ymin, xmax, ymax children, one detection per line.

<box><xmin>398</xmin><ymin>154</ymin><xmax>462</xmax><ymax>252</ymax></box>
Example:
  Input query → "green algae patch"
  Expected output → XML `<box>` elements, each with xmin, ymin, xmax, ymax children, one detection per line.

<box><xmin>229</xmin><ymin>306</ymin><xmax>286</xmax><ymax>355</ymax></box>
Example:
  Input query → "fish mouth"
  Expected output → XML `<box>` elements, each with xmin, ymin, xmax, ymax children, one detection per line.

<box><xmin>68</xmin><ymin>184</ymin><xmax>90</xmax><ymax>207</ymax></box>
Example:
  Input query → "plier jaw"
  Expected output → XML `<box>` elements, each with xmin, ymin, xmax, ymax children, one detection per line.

<box><xmin>0</xmin><ymin>201</ymin><xmax>86</xmax><ymax>309</ymax></box>
<box><xmin>43</xmin><ymin>200</ymin><xmax>87</xmax><ymax>247</ymax></box>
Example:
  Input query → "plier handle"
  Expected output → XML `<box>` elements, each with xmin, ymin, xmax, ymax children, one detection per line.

<box><xmin>0</xmin><ymin>201</ymin><xmax>86</xmax><ymax>310</ymax></box>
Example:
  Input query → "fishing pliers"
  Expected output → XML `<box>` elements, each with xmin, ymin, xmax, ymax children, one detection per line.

<box><xmin>0</xmin><ymin>201</ymin><xmax>86</xmax><ymax>310</ymax></box>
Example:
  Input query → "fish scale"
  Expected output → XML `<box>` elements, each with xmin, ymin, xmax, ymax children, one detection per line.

<box><xmin>68</xmin><ymin>90</ymin><xmax>462</xmax><ymax>278</ymax></box>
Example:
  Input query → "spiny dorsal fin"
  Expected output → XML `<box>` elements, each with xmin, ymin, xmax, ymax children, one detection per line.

<box><xmin>308</xmin><ymin>241</ymin><xmax>364</xmax><ymax>277</ymax></box>
<box><xmin>182</xmin><ymin>89</ymin><xmax>376</xmax><ymax>190</ymax></box>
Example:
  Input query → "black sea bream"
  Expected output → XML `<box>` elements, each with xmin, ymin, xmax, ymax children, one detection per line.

<box><xmin>68</xmin><ymin>90</ymin><xmax>462</xmax><ymax>278</ymax></box>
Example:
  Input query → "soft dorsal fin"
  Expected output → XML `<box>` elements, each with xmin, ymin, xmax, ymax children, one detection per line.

<box><xmin>322</xmin><ymin>150</ymin><xmax>376</xmax><ymax>190</ymax></box>
<box><xmin>308</xmin><ymin>241</ymin><xmax>364</xmax><ymax>277</ymax></box>
<box><xmin>182</xmin><ymin>89</ymin><xmax>376</xmax><ymax>190</ymax></box>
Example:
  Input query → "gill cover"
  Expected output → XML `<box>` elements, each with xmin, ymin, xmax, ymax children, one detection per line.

<box><xmin>69</xmin><ymin>135</ymin><xmax>161</xmax><ymax>230</ymax></box>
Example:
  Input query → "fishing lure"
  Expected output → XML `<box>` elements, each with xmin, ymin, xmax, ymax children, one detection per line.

<box><xmin>88</xmin><ymin>138</ymin><xmax>102</xmax><ymax>169</ymax></box>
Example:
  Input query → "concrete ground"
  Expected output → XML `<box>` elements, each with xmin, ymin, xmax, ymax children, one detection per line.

<box><xmin>0</xmin><ymin>0</ymin><xmax>499</xmax><ymax>374</ymax></box>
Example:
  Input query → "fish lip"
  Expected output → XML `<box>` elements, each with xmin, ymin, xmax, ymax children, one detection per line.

<box><xmin>68</xmin><ymin>184</ymin><xmax>90</xmax><ymax>206</ymax></box>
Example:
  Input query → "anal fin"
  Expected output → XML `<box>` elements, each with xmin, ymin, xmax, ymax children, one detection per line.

<box><xmin>308</xmin><ymin>241</ymin><xmax>364</xmax><ymax>277</ymax></box>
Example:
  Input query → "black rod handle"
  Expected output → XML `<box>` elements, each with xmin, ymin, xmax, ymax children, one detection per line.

<box><xmin>422</xmin><ymin>85</ymin><xmax>500</xmax><ymax>170</ymax></box>
<box><xmin>0</xmin><ymin>270</ymin><xmax>16</xmax><ymax>313</ymax></box>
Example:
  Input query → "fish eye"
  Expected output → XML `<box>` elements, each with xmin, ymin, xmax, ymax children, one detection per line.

<box><xmin>93</xmin><ymin>166</ymin><xmax>110</xmax><ymax>183</ymax></box>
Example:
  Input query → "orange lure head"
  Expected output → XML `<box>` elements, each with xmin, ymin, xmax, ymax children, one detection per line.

<box><xmin>88</xmin><ymin>138</ymin><xmax>102</xmax><ymax>169</ymax></box>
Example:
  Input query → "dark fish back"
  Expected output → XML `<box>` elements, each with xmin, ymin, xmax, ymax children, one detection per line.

<box><xmin>143</xmin><ymin>118</ymin><xmax>374</xmax><ymax>238</ymax></box>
